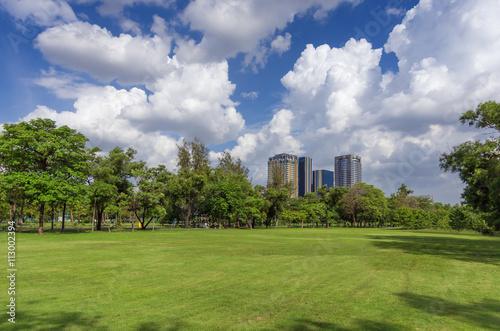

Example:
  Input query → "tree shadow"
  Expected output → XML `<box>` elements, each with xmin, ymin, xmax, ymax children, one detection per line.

<box><xmin>135</xmin><ymin>318</ymin><xmax>190</xmax><ymax>330</ymax></box>
<box><xmin>396</xmin><ymin>292</ymin><xmax>500</xmax><ymax>330</ymax></box>
<box><xmin>267</xmin><ymin>318</ymin><xmax>406</xmax><ymax>331</ymax></box>
<box><xmin>369</xmin><ymin>234</ymin><xmax>500</xmax><ymax>265</ymax></box>
<box><xmin>0</xmin><ymin>310</ymin><xmax>106</xmax><ymax>330</ymax></box>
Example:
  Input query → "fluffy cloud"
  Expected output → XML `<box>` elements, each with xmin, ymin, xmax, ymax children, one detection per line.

<box><xmin>123</xmin><ymin>60</ymin><xmax>245</xmax><ymax>143</ymax></box>
<box><xmin>281</xmin><ymin>39</ymin><xmax>382</xmax><ymax>133</ymax></box>
<box><xmin>22</xmin><ymin>85</ymin><xmax>180</xmax><ymax>168</ymax></box>
<box><xmin>270</xmin><ymin>33</ymin><xmax>292</xmax><ymax>55</ymax></box>
<box><xmin>33</xmin><ymin>20</ymin><xmax>244</xmax><ymax>144</ymax></box>
<box><xmin>241</xmin><ymin>91</ymin><xmax>259</xmax><ymax>100</ymax></box>
<box><xmin>35</xmin><ymin>21</ymin><xmax>172</xmax><ymax>85</ymax></box>
<box><xmin>0</xmin><ymin>0</ymin><xmax>76</xmax><ymax>26</ymax></box>
<box><xmin>178</xmin><ymin>0</ymin><xmax>358</xmax><ymax>64</ymax></box>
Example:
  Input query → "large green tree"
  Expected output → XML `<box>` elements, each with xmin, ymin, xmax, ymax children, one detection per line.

<box><xmin>340</xmin><ymin>183</ymin><xmax>387</xmax><ymax>227</ymax></box>
<box><xmin>168</xmin><ymin>138</ymin><xmax>211</xmax><ymax>228</ymax></box>
<box><xmin>0</xmin><ymin>118</ymin><xmax>88</xmax><ymax>234</ymax></box>
<box><xmin>129</xmin><ymin>165</ymin><xmax>169</xmax><ymax>230</ymax></box>
<box><xmin>88</xmin><ymin>146</ymin><xmax>140</xmax><ymax>230</ymax></box>
<box><xmin>440</xmin><ymin>101</ymin><xmax>500</xmax><ymax>230</ymax></box>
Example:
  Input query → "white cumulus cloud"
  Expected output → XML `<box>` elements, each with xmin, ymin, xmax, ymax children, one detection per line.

<box><xmin>177</xmin><ymin>0</ymin><xmax>358</xmax><ymax>65</ymax></box>
<box><xmin>0</xmin><ymin>0</ymin><xmax>77</xmax><ymax>26</ymax></box>
<box><xmin>34</xmin><ymin>21</ymin><xmax>172</xmax><ymax>85</ymax></box>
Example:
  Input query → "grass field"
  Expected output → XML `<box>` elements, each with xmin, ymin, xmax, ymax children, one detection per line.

<box><xmin>2</xmin><ymin>228</ymin><xmax>500</xmax><ymax>330</ymax></box>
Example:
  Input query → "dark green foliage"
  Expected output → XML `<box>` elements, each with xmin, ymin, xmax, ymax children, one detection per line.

<box><xmin>0</xmin><ymin>118</ymin><xmax>89</xmax><ymax>234</ymax></box>
<box><xmin>340</xmin><ymin>183</ymin><xmax>388</xmax><ymax>227</ymax></box>
<box><xmin>440</xmin><ymin>101</ymin><xmax>500</xmax><ymax>230</ymax></box>
<box><xmin>88</xmin><ymin>146</ymin><xmax>141</xmax><ymax>230</ymax></box>
<box><xmin>129</xmin><ymin>165</ymin><xmax>170</xmax><ymax>229</ymax></box>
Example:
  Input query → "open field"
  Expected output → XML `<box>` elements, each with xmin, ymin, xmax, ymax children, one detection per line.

<box><xmin>2</xmin><ymin>228</ymin><xmax>500</xmax><ymax>330</ymax></box>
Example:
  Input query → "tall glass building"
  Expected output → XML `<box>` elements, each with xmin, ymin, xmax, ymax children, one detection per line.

<box><xmin>334</xmin><ymin>155</ymin><xmax>362</xmax><ymax>188</ymax></box>
<box><xmin>312</xmin><ymin>170</ymin><xmax>334</xmax><ymax>192</ymax></box>
<box><xmin>267</xmin><ymin>153</ymin><xmax>299</xmax><ymax>198</ymax></box>
<box><xmin>298</xmin><ymin>157</ymin><xmax>313</xmax><ymax>197</ymax></box>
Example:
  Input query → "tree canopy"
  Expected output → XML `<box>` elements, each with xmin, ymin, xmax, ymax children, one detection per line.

<box><xmin>0</xmin><ymin>118</ymin><xmax>88</xmax><ymax>234</ymax></box>
<box><xmin>440</xmin><ymin>101</ymin><xmax>500</xmax><ymax>230</ymax></box>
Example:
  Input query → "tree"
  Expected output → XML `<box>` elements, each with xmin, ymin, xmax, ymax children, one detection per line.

<box><xmin>264</xmin><ymin>187</ymin><xmax>289</xmax><ymax>227</ymax></box>
<box><xmin>317</xmin><ymin>186</ymin><xmax>348</xmax><ymax>227</ymax></box>
<box><xmin>217</xmin><ymin>151</ymin><xmax>249</xmax><ymax>178</ymax></box>
<box><xmin>0</xmin><ymin>118</ymin><xmax>88</xmax><ymax>234</ymax></box>
<box><xmin>449</xmin><ymin>206</ymin><xmax>469</xmax><ymax>232</ymax></box>
<box><xmin>88</xmin><ymin>147</ymin><xmax>140</xmax><ymax>230</ymax></box>
<box><xmin>169</xmin><ymin>138</ymin><xmax>211</xmax><ymax>228</ymax></box>
<box><xmin>129</xmin><ymin>165</ymin><xmax>169</xmax><ymax>230</ymax></box>
<box><xmin>388</xmin><ymin>184</ymin><xmax>417</xmax><ymax>210</ymax></box>
<box><xmin>245</xmin><ymin>185</ymin><xmax>268</xmax><ymax>228</ymax></box>
<box><xmin>440</xmin><ymin>101</ymin><xmax>500</xmax><ymax>230</ymax></box>
<box><xmin>265</xmin><ymin>167</ymin><xmax>293</xmax><ymax>227</ymax></box>
<box><xmin>340</xmin><ymin>183</ymin><xmax>387</xmax><ymax>227</ymax></box>
<box><xmin>207</xmin><ymin>151</ymin><xmax>253</xmax><ymax>228</ymax></box>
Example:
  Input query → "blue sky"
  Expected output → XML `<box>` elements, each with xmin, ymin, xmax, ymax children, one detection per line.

<box><xmin>1</xmin><ymin>0</ymin><xmax>499</xmax><ymax>204</ymax></box>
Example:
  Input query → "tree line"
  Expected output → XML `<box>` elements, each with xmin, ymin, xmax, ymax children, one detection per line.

<box><xmin>1</xmin><ymin>102</ymin><xmax>499</xmax><ymax>234</ymax></box>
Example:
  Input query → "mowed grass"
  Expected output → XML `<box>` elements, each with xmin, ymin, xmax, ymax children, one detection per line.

<box><xmin>2</xmin><ymin>228</ymin><xmax>500</xmax><ymax>330</ymax></box>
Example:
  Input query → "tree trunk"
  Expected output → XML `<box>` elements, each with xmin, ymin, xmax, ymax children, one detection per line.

<box><xmin>9</xmin><ymin>204</ymin><xmax>12</xmax><ymax>224</ymax></box>
<box><xmin>237</xmin><ymin>215</ymin><xmax>240</xmax><ymax>229</ymax></box>
<box><xmin>61</xmin><ymin>202</ymin><xmax>67</xmax><ymax>234</ymax></box>
<box><xmin>77</xmin><ymin>210</ymin><xmax>81</xmax><ymax>233</ymax></box>
<box><xmin>131</xmin><ymin>211</ymin><xmax>135</xmax><ymax>232</ymax></box>
<box><xmin>19</xmin><ymin>202</ymin><xmax>24</xmax><ymax>233</ymax></box>
<box><xmin>51</xmin><ymin>207</ymin><xmax>55</xmax><ymax>230</ymax></box>
<box><xmin>97</xmin><ymin>209</ymin><xmax>103</xmax><ymax>231</ymax></box>
<box><xmin>13</xmin><ymin>200</ymin><xmax>17</xmax><ymax>227</ymax></box>
<box><xmin>38</xmin><ymin>202</ymin><xmax>45</xmax><ymax>235</ymax></box>
<box><xmin>92</xmin><ymin>198</ymin><xmax>96</xmax><ymax>232</ymax></box>
<box><xmin>70</xmin><ymin>206</ymin><xmax>74</xmax><ymax>228</ymax></box>
<box><xmin>185</xmin><ymin>205</ymin><xmax>192</xmax><ymax>228</ymax></box>
<box><xmin>152</xmin><ymin>218</ymin><xmax>155</xmax><ymax>232</ymax></box>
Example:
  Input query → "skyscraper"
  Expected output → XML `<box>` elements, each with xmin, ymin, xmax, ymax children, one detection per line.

<box><xmin>267</xmin><ymin>153</ymin><xmax>299</xmax><ymax>198</ymax></box>
<box><xmin>298</xmin><ymin>157</ymin><xmax>313</xmax><ymax>197</ymax></box>
<box><xmin>312</xmin><ymin>170</ymin><xmax>334</xmax><ymax>192</ymax></box>
<box><xmin>334</xmin><ymin>155</ymin><xmax>362</xmax><ymax>188</ymax></box>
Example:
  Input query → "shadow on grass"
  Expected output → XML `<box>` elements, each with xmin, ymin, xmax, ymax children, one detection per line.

<box><xmin>0</xmin><ymin>311</ymin><xmax>192</xmax><ymax>330</ymax></box>
<box><xmin>0</xmin><ymin>311</ymin><xmax>107</xmax><ymax>330</ymax></box>
<box><xmin>397</xmin><ymin>292</ymin><xmax>500</xmax><ymax>330</ymax></box>
<box><xmin>268</xmin><ymin>318</ymin><xmax>406</xmax><ymax>331</ymax></box>
<box><xmin>369</xmin><ymin>234</ymin><xmax>500</xmax><ymax>265</ymax></box>
<box><xmin>135</xmin><ymin>318</ymin><xmax>190</xmax><ymax>330</ymax></box>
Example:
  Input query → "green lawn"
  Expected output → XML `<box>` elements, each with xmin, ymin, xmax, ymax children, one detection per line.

<box><xmin>2</xmin><ymin>228</ymin><xmax>500</xmax><ymax>330</ymax></box>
